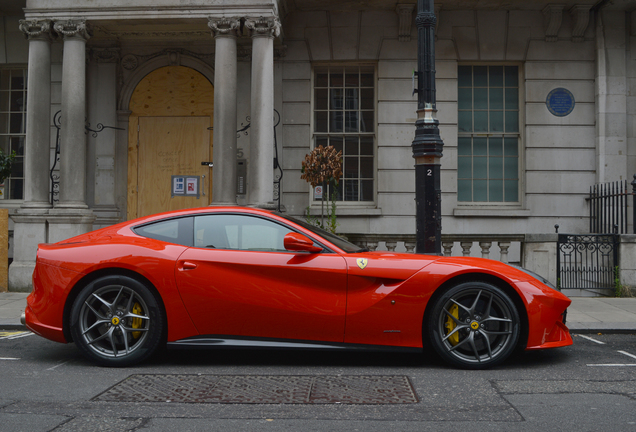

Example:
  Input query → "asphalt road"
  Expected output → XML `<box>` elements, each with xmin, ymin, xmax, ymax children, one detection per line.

<box><xmin>1</xmin><ymin>330</ymin><xmax>635</xmax><ymax>431</ymax></box>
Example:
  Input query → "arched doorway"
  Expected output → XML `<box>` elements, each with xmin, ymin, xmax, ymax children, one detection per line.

<box><xmin>127</xmin><ymin>65</ymin><xmax>214</xmax><ymax>219</ymax></box>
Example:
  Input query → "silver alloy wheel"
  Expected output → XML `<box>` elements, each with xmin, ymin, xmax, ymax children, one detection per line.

<box><xmin>436</xmin><ymin>287</ymin><xmax>515</xmax><ymax>365</ymax></box>
<box><xmin>78</xmin><ymin>284</ymin><xmax>150</xmax><ymax>359</ymax></box>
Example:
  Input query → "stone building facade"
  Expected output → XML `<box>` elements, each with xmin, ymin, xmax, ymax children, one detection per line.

<box><xmin>0</xmin><ymin>0</ymin><xmax>634</xmax><ymax>291</ymax></box>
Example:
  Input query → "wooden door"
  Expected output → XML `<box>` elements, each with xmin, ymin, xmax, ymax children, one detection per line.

<box><xmin>137</xmin><ymin>116</ymin><xmax>211</xmax><ymax>217</ymax></box>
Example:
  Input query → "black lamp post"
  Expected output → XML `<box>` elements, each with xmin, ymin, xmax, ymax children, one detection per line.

<box><xmin>412</xmin><ymin>0</ymin><xmax>443</xmax><ymax>254</ymax></box>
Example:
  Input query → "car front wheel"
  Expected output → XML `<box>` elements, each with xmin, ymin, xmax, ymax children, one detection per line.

<box><xmin>69</xmin><ymin>275</ymin><xmax>165</xmax><ymax>367</ymax></box>
<box><xmin>428</xmin><ymin>282</ymin><xmax>520</xmax><ymax>369</ymax></box>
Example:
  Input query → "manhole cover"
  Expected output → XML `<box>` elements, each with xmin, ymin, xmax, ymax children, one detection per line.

<box><xmin>93</xmin><ymin>375</ymin><xmax>419</xmax><ymax>404</ymax></box>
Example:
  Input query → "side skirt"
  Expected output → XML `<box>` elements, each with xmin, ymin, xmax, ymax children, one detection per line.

<box><xmin>167</xmin><ymin>335</ymin><xmax>423</xmax><ymax>354</ymax></box>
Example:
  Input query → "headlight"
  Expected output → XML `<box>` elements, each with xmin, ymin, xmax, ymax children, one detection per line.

<box><xmin>510</xmin><ymin>265</ymin><xmax>559</xmax><ymax>291</ymax></box>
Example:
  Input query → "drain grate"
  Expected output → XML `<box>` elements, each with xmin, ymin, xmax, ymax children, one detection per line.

<box><xmin>93</xmin><ymin>374</ymin><xmax>419</xmax><ymax>404</ymax></box>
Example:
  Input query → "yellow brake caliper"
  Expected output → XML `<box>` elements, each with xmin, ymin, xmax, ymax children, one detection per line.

<box><xmin>132</xmin><ymin>302</ymin><xmax>143</xmax><ymax>339</ymax></box>
<box><xmin>445</xmin><ymin>304</ymin><xmax>459</xmax><ymax>346</ymax></box>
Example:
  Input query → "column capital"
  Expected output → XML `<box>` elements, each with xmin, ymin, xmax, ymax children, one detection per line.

<box><xmin>54</xmin><ymin>19</ymin><xmax>91</xmax><ymax>41</ymax></box>
<box><xmin>245</xmin><ymin>17</ymin><xmax>281</xmax><ymax>39</ymax></box>
<box><xmin>19</xmin><ymin>19</ymin><xmax>54</xmax><ymax>41</ymax></box>
<box><xmin>208</xmin><ymin>17</ymin><xmax>241</xmax><ymax>38</ymax></box>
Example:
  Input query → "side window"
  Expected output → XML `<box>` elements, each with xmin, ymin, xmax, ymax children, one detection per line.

<box><xmin>194</xmin><ymin>214</ymin><xmax>293</xmax><ymax>252</ymax></box>
<box><xmin>133</xmin><ymin>217</ymin><xmax>193</xmax><ymax>246</ymax></box>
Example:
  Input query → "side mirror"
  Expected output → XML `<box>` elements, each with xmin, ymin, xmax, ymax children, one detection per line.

<box><xmin>284</xmin><ymin>232</ymin><xmax>323</xmax><ymax>253</ymax></box>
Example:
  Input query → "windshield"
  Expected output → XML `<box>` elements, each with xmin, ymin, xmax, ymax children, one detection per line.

<box><xmin>277</xmin><ymin>214</ymin><xmax>362</xmax><ymax>253</ymax></box>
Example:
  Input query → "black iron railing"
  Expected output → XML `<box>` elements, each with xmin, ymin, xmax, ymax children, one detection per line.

<box><xmin>557</xmin><ymin>233</ymin><xmax>618</xmax><ymax>293</ymax></box>
<box><xmin>588</xmin><ymin>175</ymin><xmax>636</xmax><ymax>234</ymax></box>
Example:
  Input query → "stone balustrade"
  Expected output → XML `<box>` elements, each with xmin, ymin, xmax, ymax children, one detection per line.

<box><xmin>345</xmin><ymin>233</ymin><xmax>525</xmax><ymax>264</ymax></box>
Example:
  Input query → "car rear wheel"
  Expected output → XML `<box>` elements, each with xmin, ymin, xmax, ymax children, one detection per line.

<box><xmin>69</xmin><ymin>275</ymin><xmax>165</xmax><ymax>367</ymax></box>
<box><xmin>428</xmin><ymin>282</ymin><xmax>520</xmax><ymax>369</ymax></box>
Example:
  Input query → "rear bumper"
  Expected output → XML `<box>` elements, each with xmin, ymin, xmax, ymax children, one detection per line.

<box><xmin>24</xmin><ymin>304</ymin><xmax>67</xmax><ymax>344</ymax></box>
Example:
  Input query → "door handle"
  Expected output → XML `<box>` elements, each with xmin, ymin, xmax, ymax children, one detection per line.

<box><xmin>179</xmin><ymin>261</ymin><xmax>198</xmax><ymax>270</ymax></box>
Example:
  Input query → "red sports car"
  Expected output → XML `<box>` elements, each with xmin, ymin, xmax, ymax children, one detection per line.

<box><xmin>24</xmin><ymin>206</ymin><xmax>572</xmax><ymax>369</ymax></box>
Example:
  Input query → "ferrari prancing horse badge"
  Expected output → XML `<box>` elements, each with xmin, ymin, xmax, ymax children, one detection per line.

<box><xmin>357</xmin><ymin>258</ymin><xmax>368</xmax><ymax>270</ymax></box>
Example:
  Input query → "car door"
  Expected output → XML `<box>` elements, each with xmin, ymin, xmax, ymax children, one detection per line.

<box><xmin>174</xmin><ymin>214</ymin><xmax>348</xmax><ymax>343</ymax></box>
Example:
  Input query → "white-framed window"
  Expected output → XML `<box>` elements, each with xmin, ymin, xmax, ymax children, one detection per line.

<box><xmin>457</xmin><ymin>65</ymin><xmax>520</xmax><ymax>203</ymax></box>
<box><xmin>313</xmin><ymin>65</ymin><xmax>375</xmax><ymax>203</ymax></box>
<box><xmin>0</xmin><ymin>67</ymin><xmax>26</xmax><ymax>200</ymax></box>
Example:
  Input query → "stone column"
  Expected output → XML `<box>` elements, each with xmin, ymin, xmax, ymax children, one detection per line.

<box><xmin>53</xmin><ymin>20</ymin><xmax>91</xmax><ymax>209</ymax></box>
<box><xmin>245</xmin><ymin>17</ymin><xmax>280</xmax><ymax>208</ymax></box>
<box><xmin>48</xmin><ymin>20</ymin><xmax>94</xmax><ymax>244</ymax></box>
<box><xmin>209</xmin><ymin>17</ymin><xmax>240</xmax><ymax>205</ymax></box>
<box><xmin>18</xmin><ymin>19</ymin><xmax>53</xmax><ymax>209</ymax></box>
<box><xmin>9</xmin><ymin>20</ymin><xmax>54</xmax><ymax>291</ymax></box>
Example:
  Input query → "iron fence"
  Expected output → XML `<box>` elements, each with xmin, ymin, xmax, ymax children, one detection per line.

<box><xmin>556</xmin><ymin>234</ymin><xmax>618</xmax><ymax>293</ymax></box>
<box><xmin>588</xmin><ymin>175</ymin><xmax>636</xmax><ymax>234</ymax></box>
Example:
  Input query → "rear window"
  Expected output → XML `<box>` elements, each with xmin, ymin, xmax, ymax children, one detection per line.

<box><xmin>133</xmin><ymin>217</ymin><xmax>193</xmax><ymax>246</ymax></box>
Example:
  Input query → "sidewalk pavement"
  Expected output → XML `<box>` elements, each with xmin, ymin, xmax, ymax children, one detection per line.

<box><xmin>1</xmin><ymin>292</ymin><xmax>636</xmax><ymax>333</ymax></box>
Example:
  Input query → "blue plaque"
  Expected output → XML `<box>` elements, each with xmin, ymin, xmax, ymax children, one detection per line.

<box><xmin>546</xmin><ymin>88</ymin><xmax>575</xmax><ymax>117</ymax></box>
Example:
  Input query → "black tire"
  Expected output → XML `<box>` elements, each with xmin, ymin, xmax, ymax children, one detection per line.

<box><xmin>69</xmin><ymin>275</ymin><xmax>165</xmax><ymax>367</ymax></box>
<box><xmin>428</xmin><ymin>281</ymin><xmax>520</xmax><ymax>369</ymax></box>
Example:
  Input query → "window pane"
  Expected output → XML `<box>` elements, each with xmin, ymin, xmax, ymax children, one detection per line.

<box><xmin>474</xmin><ymin>157</ymin><xmax>487</xmax><ymax>178</ymax></box>
<box><xmin>344</xmin><ymin>111</ymin><xmax>358</xmax><ymax>132</ymax></box>
<box><xmin>504</xmin><ymin>137</ymin><xmax>518</xmax><ymax>156</ymax></box>
<box><xmin>489</xmin><ymin>156</ymin><xmax>503</xmax><ymax>179</ymax></box>
<box><xmin>360</xmin><ymin>88</ymin><xmax>373</xmax><ymax>109</ymax></box>
<box><xmin>474</xmin><ymin>111</ymin><xmax>488</xmax><ymax>132</ymax></box>
<box><xmin>474</xmin><ymin>88</ymin><xmax>488</xmax><ymax>109</ymax></box>
<box><xmin>490</xmin><ymin>110</ymin><xmax>503</xmax><ymax>132</ymax></box>
<box><xmin>315</xmin><ymin>89</ymin><xmax>328</xmax><ymax>110</ymax></box>
<box><xmin>505</xmin><ymin>111</ymin><xmax>518</xmax><ymax>132</ymax></box>
<box><xmin>458</xmin><ymin>179</ymin><xmax>472</xmax><ymax>201</ymax></box>
<box><xmin>330</xmin><ymin>111</ymin><xmax>343</xmax><ymax>132</ymax></box>
<box><xmin>9</xmin><ymin>178</ymin><xmax>23</xmax><ymax>199</ymax></box>
<box><xmin>489</xmin><ymin>88</ymin><xmax>503</xmax><ymax>109</ymax></box>
<box><xmin>458</xmin><ymin>88</ymin><xmax>472</xmax><ymax>110</ymax></box>
<box><xmin>344</xmin><ymin>179</ymin><xmax>358</xmax><ymax>201</ymax></box>
<box><xmin>360</xmin><ymin>180</ymin><xmax>373</xmax><ymax>201</ymax></box>
<box><xmin>474</xmin><ymin>137</ymin><xmax>487</xmax><ymax>155</ymax></box>
<box><xmin>505</xmin><ymin>88</ymin><xmax>518</xmax><ymax>108</ymax></box>
<box><xmin>505</xmin><ymin>179</ymin><xmax>519</xmax><ymax>202</ymax></box>
<box><xmin>329</xmin><ymin>136</ymin><xmax>343</xmax><ymax>153</ymax></box>
<box><xmin>345</xmin><ymin>137</ymin><xmax>358</xmax><ymax>155</ymax></box>
<box><xmin>345</xmin><ymin>71</ymin><xmax>358</xmax><ymax>87</ymax></box>
<box><xmin>330</xmin><ymin>88</ymin><xmax>343</xmax><ymax>110</ymax></box>
<box><xmin>473</xmin><ymin>179</ymin><xmax>488</xmax><ymax>201</ymax></box>
<box><xmin>315</xmin><ymin>111</ymin><xmax>328</xmax><ymax>132</ymax></box>
<box><xmin>505</xmin><ymin>66</ymin><xmax>518</xmax><ymax>87</ymax></box>
<box><xmin>344</xmin><ymin>156</ymin><xmax>358</xmax><ymax>177</ymax></box>
<box><xmin>489</xmin><ymin>66</ymin><xmax>503</xmax><ymax>87</ymax></box>
<box><xmin>504</xmin><ymin>155</ymin><xmax>518</xmax><ymax>178</ymax></box>
<box><xmin>458</xmin><ymin>111</ymin><xmax>472</xmax><ymax>132</ymax></box>
<box><xmin>330</xmin><ymin>69</ymin><xmax>343</xmax><ymax>87</ymax></box>
<box><xmin>458</xmin><ymin>137</ymin><xmax>471</xmax><ymax>156</ymax></box>
<box><xmin>316</xmin><ymin>136</ymin><xmax>328</xmax><ymax>148</ymax></box>
<box><xmin>489</xmin><ymin>179</ymin><xmax>503</xmax><ymax>201</ymax></box>
<box><xmin>345</xmin><ymin>89</ymin><xmax>358</xmax><ymax>109</ymax></box>
<box><xmin>458</xmin><ymin>66</ymin><xmax>472</xmax><ymax>87</ymax></box>
<box><xmin>474</xmin><ymin>66</ymin><xmax>487</xmax><ymax>87</ymax></box>
<box><xmin>315</xmin><ymin>71</ymin><xmax>328</xmax><ymax>87</ymax></box>
<box><xmin>360</xmin><ymin>111</ymin><xmax>374</xmax><ymax>132</ymax></box>
<box><xmin>489</xmin><ymin>137</ymin><xmax>503</xmax><ymax>156</ymax></box>
<box><xmin>360</xmin><ymin>73</ymin><xmax>374</xmax><ymax>87</ymax></box>
<box><xmin>458</xmin><ymin>156</ymin><xmax>472</xmax><ymax>178</ymax></box>
<box><xmin>360</xmin><ymin>137</ymin><xmax>373</xmax><ymax>155</ymax></box>
<box><xmin>360</xmin><ymin>157</ymin><xmax>373</xmax><ymax>178</ymax></box>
